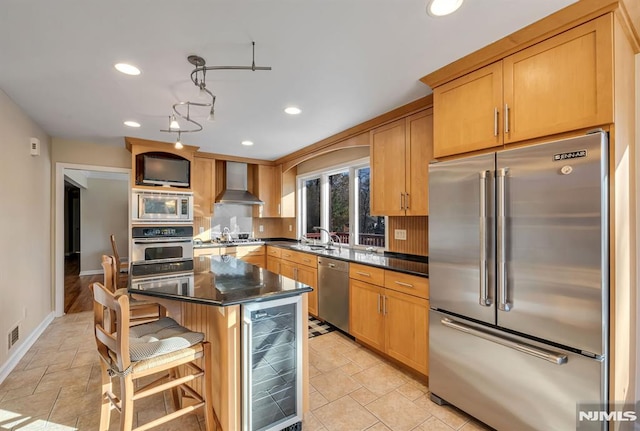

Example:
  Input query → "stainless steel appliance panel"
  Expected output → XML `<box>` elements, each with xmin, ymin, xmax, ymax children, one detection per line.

<box><xmin>496</xmin><ymin>133</ymin><xmax>607</xmax><ymax>354</ymax></box>
<box><xmin>429</xmin><ymin>153</ymin><xmax>496</xmax><ymax>324</ymax></box>
<box><xmin>131</xmin><ymin>237</ymin><xmax>193</xmax><ymax>263</ymax></box>
<box><xmin>317</xmin><ymin>257</ymin><xmax>350</xmax><ymax>333</ymax></box>
<box><xmin>429</xmin><ymin>310</ymin><xmax>605</xmax><ymax>431</ymax></box>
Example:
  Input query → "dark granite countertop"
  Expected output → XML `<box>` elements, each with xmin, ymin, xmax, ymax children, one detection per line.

<box><xmin>128</xmin><ymin>255</ymin><xmax>312</xmax><ymax>307</ymax></box>
<box><xmin>267</xmin><ymin>241</ymin><xmax>428</xmax><ymax>277</ymax></box>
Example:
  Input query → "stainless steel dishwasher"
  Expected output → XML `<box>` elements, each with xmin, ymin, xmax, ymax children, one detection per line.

<box><xmin>317</xmin><ymin>256</ymin><xmax>350</xmax><ymax>333</ymax></box>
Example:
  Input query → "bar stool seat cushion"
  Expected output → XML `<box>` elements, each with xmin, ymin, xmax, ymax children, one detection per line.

<box><xmin>128</xmin><ymin>317</ymin><xmax>204</xmax><ymax>362</ymax></box>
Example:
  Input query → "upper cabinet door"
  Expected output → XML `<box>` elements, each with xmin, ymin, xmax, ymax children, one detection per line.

<box><xmin>503</xmin><ymin>14</ymin><xmax>613</xmax><ymax>144</ymax></box>
<box><xmin>433</xmin><ymin>62</ymin><xmax>503</xmax><ymax>158</ymax></box>
<box><xmin>370</xmin><ymin>119</ymin><xmax>407</xmax><ymax>216</ymax></box>
<box><xmin>406</xmin><ymin>110</ymin><xmax>433</xmax><ymax>216</ymax></box>
<box><xmin>254</xmin><ymin>165</ymin><xmax>281</xmax><ymax>218</ymax></box>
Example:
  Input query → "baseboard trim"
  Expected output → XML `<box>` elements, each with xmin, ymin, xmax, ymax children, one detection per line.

<box><xmin>79</xmin><ymin>269</ymin><xmax>104</xmax><ymax>276</ymax></box>
<box><xmin>0</xmin><ymin>312</ymin><xmax>55</xmax><ymax>385</ymax></box>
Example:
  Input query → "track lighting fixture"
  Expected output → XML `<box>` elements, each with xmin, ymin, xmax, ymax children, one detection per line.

<box><xmin>160</xmin><ymin>42</ymin><xmax>271</xmax><ymax>147</ymax></box>
<box><xmin>169</xmin><ymin>115</ymin><xmax>180</xmax><ymax>130</ymax></box>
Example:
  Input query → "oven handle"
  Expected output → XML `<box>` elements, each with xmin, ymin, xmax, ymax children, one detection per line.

<box><xmin>133</xmin><ymin>237</ymin><xmax>193</xmax><ymax>244</ymax></box>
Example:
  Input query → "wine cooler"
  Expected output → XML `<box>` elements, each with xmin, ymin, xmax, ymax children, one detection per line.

<box><xmin>242</xmin><ymin>295</ymin><xmax>303</xmax><ymax>431</ymax></box>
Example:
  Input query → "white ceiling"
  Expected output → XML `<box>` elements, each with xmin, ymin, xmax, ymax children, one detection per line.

<box><xmin>0</xmin><ymin>0</ymin><xmax>577</xmax><ymax>161</ymax></box>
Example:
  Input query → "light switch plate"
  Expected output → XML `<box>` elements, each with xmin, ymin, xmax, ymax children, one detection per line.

<box><xmin>394</xmin><ymin>229</ymin><xmax>407</xmax><ymax>240</ymax></box>
<box><xmin>259</xmin><ymin>225</ymin><xmax>264</xmax><ymax>232</ymax></box>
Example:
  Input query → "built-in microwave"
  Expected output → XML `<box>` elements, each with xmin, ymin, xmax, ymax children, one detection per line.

<box><xmin>132</xmin><ymin>189</ymin><xmax>193</xmax><ymax>223</ymax></box>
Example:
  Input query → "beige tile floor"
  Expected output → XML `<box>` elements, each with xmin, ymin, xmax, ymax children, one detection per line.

<box><xmin>0</xmin><ymin>312</ymin><xmax>493</xmax><ymax>431</ymax></box>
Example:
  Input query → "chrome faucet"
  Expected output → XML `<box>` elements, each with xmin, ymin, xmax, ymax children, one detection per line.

<box><xmin>313</xmin><ymin>226</ymin><xmax>340</xmax><ymax>249</ymax></box>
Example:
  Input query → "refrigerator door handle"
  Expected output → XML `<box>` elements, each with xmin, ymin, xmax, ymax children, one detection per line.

<box><xmin>440</xmin><ymin>318</ymin><xmax>568</xmax><ymax>365</ymax></box>
<box><xmin>479</xmin><ymin>171</ymin><xmax>491</xmax><ymax>306</ymax></box>
<box><xmin>496</xmin><ymin>168</ymin><xmax>511</xmax><ymax>311</ymax></box>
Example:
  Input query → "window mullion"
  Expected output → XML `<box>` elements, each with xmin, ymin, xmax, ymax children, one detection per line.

<box><xmin>320</xmin><ymin>173</ymin><xmax>329</xmax><ymax>243</ymax></box>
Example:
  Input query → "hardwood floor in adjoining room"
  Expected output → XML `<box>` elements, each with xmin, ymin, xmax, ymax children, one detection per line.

<box><xmin>64</xmin><ymin>255</ymin><xmax>100</xmax><ymax>314</ymax></box>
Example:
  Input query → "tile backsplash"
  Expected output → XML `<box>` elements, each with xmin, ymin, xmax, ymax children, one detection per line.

<box><xmin>211</xmin><ymin>203</ymin><xmax>253</xmax><ymax>239</ymax></box>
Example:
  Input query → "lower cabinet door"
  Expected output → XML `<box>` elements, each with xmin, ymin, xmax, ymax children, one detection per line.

<box><xmin>297</xmin><ymin>265</ymin><xmax>318</xmax><ymax>317</ymax></box>
<box><xmin>384</xmin><ymin>289</ymin><xmax>429</xmax><ymax>375</ymax></box>
<box><xmin>349</xmin><ymin>279</ymin><xmax>385</xmax><ymax>351</ymax></box>
<box><xmin>266</xmin><ymin>256</ymin><xmax>280</xmax><ymax>274</ymax></box>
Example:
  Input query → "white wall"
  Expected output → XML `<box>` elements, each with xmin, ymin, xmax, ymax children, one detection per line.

<box><xmin>0</xmin><ymin>89</ymin><xmax>52</xmax><ymax>371</ymax></box>
<box><xmin>79</xmin><ymin>177</ymin><xmax>128</xmax><ymax>274</ymax></box>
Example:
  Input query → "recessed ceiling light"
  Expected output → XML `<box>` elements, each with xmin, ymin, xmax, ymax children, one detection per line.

<box><xmin>124</xmin><ymin>121</ymin><xmax>141</xmax><ymax>128</ymax></box>
<box><xmin>114</xmin><ymin>63</ymin><xmax>141</xmax><ymax>76</ymax></box>
<box><xmin>241</xmin><ymin>140</ymin><xmax>254</xmax><ymax>146</ymax></box>
<box><xmin>284</xmin><ymin>106</ymin><xmax>302</xmax><ymax>115</ymax></box>
<box><xmin>427</xmin><ymin>0</ymin><xmax>463</xmax><ymax>16</ymax></box>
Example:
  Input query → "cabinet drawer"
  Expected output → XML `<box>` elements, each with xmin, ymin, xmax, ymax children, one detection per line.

<box><xmin>281</xmin><ymin>249</ymin><xmax>317</xmax><ymax>268</ymax></box>
<box><xmin>266</xmin><ymin>246</ymin><xmax>282</xmax><ymax>258</ymax></box>
<box><xmin>349</xmin><ymin>263</ymin><xmax>384</xmax><ymax>286</ymax></box>
<box><xmin>194</xmin><ymin>247</ymin><xmax>220</xmax><ymax>257</ymax></box>
<box><xmin>235</xmin><ymin>245</ymin><xmax>265</xmax><ymax>257</ymax></box>
<box><xmin>384</xmin><ymin>271</ymin><xmax>429</xmax><ymax>299</ymax></box>
<box><xmin>239</xmin><ymin>254</ymin><xmax>266</xmax><ymax>268</ymax></box>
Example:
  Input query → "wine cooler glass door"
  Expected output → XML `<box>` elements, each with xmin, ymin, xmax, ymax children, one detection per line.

<box><xmin>242</xmin><ymin>295</ymin><xmax>303</xmax><ymax>431</ymax></box>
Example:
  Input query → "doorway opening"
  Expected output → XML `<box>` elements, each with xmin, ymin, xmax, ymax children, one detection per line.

<box><xmin>55</xmin><ymin>164</ymin><xmax>130</xmax><ymax>316</ymax></box>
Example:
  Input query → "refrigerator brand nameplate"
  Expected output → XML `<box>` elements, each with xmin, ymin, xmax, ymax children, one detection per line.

<box><xmin>553</xmin><ymin>149</ymin><xmax>587</xmax><ymax>161</ymax></box>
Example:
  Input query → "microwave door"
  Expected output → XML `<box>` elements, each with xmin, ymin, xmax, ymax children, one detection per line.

<box><xmin>428</xmin><ymin>153</ymin><xmax>496</xmax><ymax>325</ymax></box>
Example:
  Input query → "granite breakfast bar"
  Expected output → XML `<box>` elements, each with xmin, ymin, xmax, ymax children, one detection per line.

<box><xmin>128</xmin><ymin>255</ymin><xmax>313</xmax><ymax>431</ymax></box>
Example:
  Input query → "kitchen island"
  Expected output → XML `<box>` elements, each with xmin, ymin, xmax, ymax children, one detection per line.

<box><xmin>128</xmin><ymin>255</ymin><xmax>313</xmax><ymax>431</ymax></box>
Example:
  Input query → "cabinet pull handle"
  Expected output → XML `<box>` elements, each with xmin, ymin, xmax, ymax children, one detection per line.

<box><xmin>303</xmin><ymin>258</ymin><xmax>311</xmax><ymax>263</ymax></box>
<box><xmin>377</xmin><ymin>294</ymin><xmax>381</xmax><ymax>314</ymax></box>
<box><xmin>383</xmin><ymin>295</ymin><xmax>387</xmax><ymax>315</ymax></box>
<box><xmin>294</xmin><ymin>267</ymin><xmax>298</xmax><ymax>280</ymax></box>
<box><xmin>405</xmin><ymin>193</ymin><xmax>410</xmax><ymax>209</ymax></box>
<box><xmin>277</xmin><ymin>203</ymin><xmax>281</xmax><ymax>215</ymax></box>
<box><xmin>494</xmin><ymin>107</ymin><xmax>499</xmax><ymax>137</ymax></box>
<box><xmin>504</xmin><ymin>104</ymin><xmax>510</xmax><ymax>134</ymax></box>
<box><xmin>356</xmin><ymin>271</ymin><xmax>371</xmax><ymax>277</ymax></box>
<box><xmin>400</xmin><ymin>193</ymin><xmax>405</xmax><ymax>210</ymax></box>
<box><xmin>394</xmin><ymin>281</ymin><xmax>414</xmax><ymax>288</ymax></box>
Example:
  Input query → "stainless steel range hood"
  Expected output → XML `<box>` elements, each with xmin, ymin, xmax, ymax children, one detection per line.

<box><xmin>215</xmin><ymin>161</ymin><xmax>264</xmax><ymax>205</ymax></box>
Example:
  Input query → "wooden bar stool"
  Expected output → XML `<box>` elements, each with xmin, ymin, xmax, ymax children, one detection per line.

<box><xmin>91</xmin><ymin>282</ymin><xmax>215</xmax><ymax>431</ymax></box>
<box><xmin>110</xmin><ymin>234</ymin><xmax>129</xmax><ymax>288</ymax></box>
<box><xmin>101</xmin><ymin>255</ymin><xmax>165</xmax><ymax>326</ymax></box>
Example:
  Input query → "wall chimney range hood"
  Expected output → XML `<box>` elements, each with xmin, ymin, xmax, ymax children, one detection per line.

<box><xmin>215</xmin><ymin>161</ymin><xmax>264</xmax><ymax>205</ymax></box>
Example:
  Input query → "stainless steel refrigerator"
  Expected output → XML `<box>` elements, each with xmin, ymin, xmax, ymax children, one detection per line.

<box><xmin>428</xmin><ymin>132</ymin><xmax>608</xmax><ymax>431</ymax></box>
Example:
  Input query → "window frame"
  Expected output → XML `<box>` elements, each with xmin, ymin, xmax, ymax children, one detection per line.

<box><xmin>296</xmin><ymin>157</ymin><xmax>386</xmax><ymax>250</ymax></box>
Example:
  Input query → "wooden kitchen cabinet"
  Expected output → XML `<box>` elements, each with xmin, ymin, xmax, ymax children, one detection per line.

<box><xmin>253</xmin><ymin>165</ymin><xmax>281</xmax><ymax>218</ymax></box>
<box><xmin>236</xmin><ymin>245</ymin><xmax>266</xmax><ymax>268</ymax></box>
<box><xmin>272</xmin><ymin>248</ymin><xmax>319</xmax><ymax>317</ymax></box>
<box><xmin>349</xmin><ymin>268</ymin><xmax>429</xmax><ymax>376</ymax></box>
<box><xmin>433</xmin><ymin>62</ymin><xmax>503</xmax><ymax>158</ymax></box>
<box><xmin>192</xmin><ymin>156</ymin><xmax>216</xmax><ymax>216</ymax></box>
<box><xmin>253</xmin><ymin>164</ymin><xmax>296</xmax><ymax>218</ymax></box>
<box><xmin>433</xmin><ymin>15</ymin><xmax>613</xmax><ymax>158</ymax></box>
<box><xmin>349</xmin><ymin>279</ymin><xmax>385</xmax><ymax>351</ymax></box>
<box><xmin>384</xmin><ymin>289</ymin><xmax>429</xmax><ymax>376</ymax></box>
<box><xmin>370</xmin><ymin>109</ymin><xmax>433</xmax><ymax>216</ymax></box>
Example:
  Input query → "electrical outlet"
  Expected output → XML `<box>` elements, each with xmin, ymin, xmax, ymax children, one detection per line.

<box><xmin>259</xmin><ymin>225</ymin><xmax>264</xmax><ymax>233</ymax></box>
<box><xmin>394</xmin><ymin>229</ymin><xmax>407</xmax><ymax>240</ymax></box>
<box><xmin>288</xmin><ymin>225</ymin><xmax>292</xmax><ymax>232</ymax></box>
<box><xmin>199</xmin><ymin>227</ymin><xmax>204</xmax><ymax>234</ymax></box>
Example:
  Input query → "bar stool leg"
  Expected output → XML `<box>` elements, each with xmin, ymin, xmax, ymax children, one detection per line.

<box><xmin>120</xmin><ymin>374</ymin><xmax>135</xmax><ymax>431</ymax></box>
<box><xmin>98</xmin><ymin>361</ymin><xmax>112</xmax><ymax>431</ymax></box>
